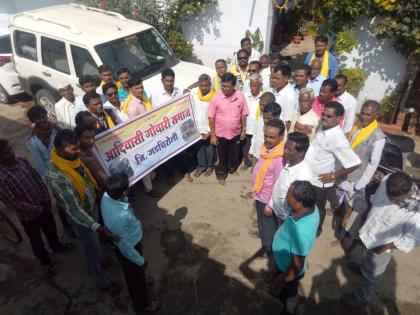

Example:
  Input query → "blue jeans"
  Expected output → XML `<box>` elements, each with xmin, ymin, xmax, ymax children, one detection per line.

<box><xmin>71</xmin><ymin>208</ymin><xmax>111</xmax><ymax>287</ymax></box>
<box><xmin>355</xmin><ymin>248</ymin><xmax>393</xmax><ymax>303</ymax></box>
<box><xmin>196</xmin><ymin>139</ymin><xmax>215</xmax><ymax>171</ymax></box>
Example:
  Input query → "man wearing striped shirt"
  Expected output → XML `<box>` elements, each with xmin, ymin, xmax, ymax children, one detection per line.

<box><xmin>45</xmin><ymin>130</ymin><xmax>121</xmax><ymax>292</ymax></box>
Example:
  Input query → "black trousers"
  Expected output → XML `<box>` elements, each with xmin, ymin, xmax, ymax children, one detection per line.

<box><xmin>239</xmin><ymin>134</ymin><xmax>253</xmax><ymax>167</ymax></box>
<box><xmin>116</xmin><ymin>241</ymin><xmax>150</xmax><ymax>311</ymax></box>
<box><xmin>21</xmin><ymin>209</ymin><xmax>62</xmax><ymax>266</ymax></box>
<box><xmin>161</xmin><ymin>150</ymin><xmax>190</xmax><ymax>177</ymax></box>
<box><xmin>275</xmin><ymin>267</ymin><xmax>304</xmax><ymax>310</ymax></box>
<box><xmin>314</xmin><ymin>186</ymin><xmax>339</xmax><ymax>235</ymax></box>
<box><xmin>215</xmin><ymin>135</ymin><xmax>241</xmax><ymax>180</ymax></box>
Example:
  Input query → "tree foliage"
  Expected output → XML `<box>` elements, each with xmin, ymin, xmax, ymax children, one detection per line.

<box><xmin>80</xmin><ymin>0</ymin><xmax>218</xmax><ymax>59</ymax></box>
<box><xmin>290</xmin><ymin>0</ymin><xmax>419</xmax><ymax>59</ymax></box>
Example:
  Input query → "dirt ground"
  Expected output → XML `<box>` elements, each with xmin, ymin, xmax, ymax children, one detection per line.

<box><xmin>1</xmin><ymin>100</ymin><xmax>420</xmax><ymax>315</ymax></box>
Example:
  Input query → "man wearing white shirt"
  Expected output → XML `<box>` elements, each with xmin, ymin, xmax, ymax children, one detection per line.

<box><xmin>150</xmin><ymin>68</ymin><xmax>181</xmax><ymax>107</ymax></box>
<box><xmin>54</xmin><ymin>83</ymin><xmax>85</xmax><ymax>129</ymax></box>
<box><xmin>270</xmin><ymin>65</ymin><xmax>296</xmax><ymax>130</ymax></box>
<box><xmin>260</xmin><ymin>54</ymin><xmax>271</xmax><ymax>90</ymax></box>
<box><xmin>289</xmin><ymin>88</ymin><xmax>320</xmax><ymax>140</ymax></box>
<box><xmin>337</xmin><ymin>101</ymin><xmax>386</xmax><ymax>245</ymax></box>
<box><xmin>267</xmin><ymin>132</ymin><xmax>314</xmax><ymax>221</ymax></box>
<box><xmin>335</xmin><ymin>74</ymin><xmax>359</xmax><ymax>134</ymax></box>
<box><xmin>151</xmin><ymin>68</ymin><xmax>191</xmax><ymax>183</ymax></box>
<box><xmin>305</xmin><ymin>101</ymin><xmax>361</xmax><ymax>236</ymax></box>
<box><xmin>342</xmin><ymin>172</ymin><xmax>420</xmax><ymax>307</ymax></box>
<box><xmin>292</xmin><ymin>65</ymin><xmax>312</xmax><ymax>110</ymax></box>
<box><xmin>308</xmin><ymin>59</ymin><xmax>325</xmax><ymax>96</ymax></box>
<box><xmin>232</xmin><ymin>37</ymin><xmax>261</xmax><ymax>64</ymax></box>
<box><xmin>241</xmin><ymin>74</ymin><xmax>263</xmax><ymax>170</ymax></box>
<box><xmin>249</xmin><ymin>98</ymin><xmax>279</xmax><ymax>161</ymax></box>
<box><xmin>191</xmin><ymin>74</ymin><xmax>215</xmax><ymax>177</ymax></box>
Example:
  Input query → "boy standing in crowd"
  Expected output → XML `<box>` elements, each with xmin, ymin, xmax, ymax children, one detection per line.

<box><xmin>101</xmin><ymin>173</ymin><xmax>160</xmax><ymax>313</ymax></box>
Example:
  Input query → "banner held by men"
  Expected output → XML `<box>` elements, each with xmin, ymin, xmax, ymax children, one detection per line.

<box><xmin>93</xmin><ymin>94</ymin><xmax>201</xmax><ymax>185</ymax></box>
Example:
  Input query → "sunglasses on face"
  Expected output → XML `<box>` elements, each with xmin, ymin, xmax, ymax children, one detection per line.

<box><xmin>106</xmin><ymin>91</ymin><xmax>118</xmax><ymax>97</ymax></box>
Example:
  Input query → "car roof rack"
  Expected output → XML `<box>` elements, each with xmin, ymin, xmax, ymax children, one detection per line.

<box><xmin>22</xmin><ymin>12</ymin><xmax>81</xmax><ymax>34</ymax></box>
<box><xmin>70</xmin><ymin>3</ymin><xmax>127</xmax><ymax>21</ymax></box>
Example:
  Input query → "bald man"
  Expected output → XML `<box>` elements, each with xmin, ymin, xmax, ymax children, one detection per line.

<box><xmin>308</xmin><ymin>59</ymin><xmax>325</xmax><ymax>96</ymax></box>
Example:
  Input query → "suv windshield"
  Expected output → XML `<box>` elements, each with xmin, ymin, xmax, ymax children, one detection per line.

<box><xmin>95</xmin><ymin>28</ymin><xmax>177</xmax><ymax>78</ymax></box>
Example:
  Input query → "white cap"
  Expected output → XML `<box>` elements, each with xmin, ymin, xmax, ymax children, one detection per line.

<box><xmin>57</xmin><ymin>81</ymin><xmax>72</xmax><ymax>89</ymax></box>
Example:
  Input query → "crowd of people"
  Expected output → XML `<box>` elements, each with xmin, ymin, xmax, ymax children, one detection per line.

<box><xmin>0</xmin><ymin>35</ymin><xmax>419</xmax><ymax>315</ymax></box>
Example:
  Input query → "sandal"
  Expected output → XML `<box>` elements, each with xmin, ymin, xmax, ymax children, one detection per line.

<box><xmin>146</xmin><ymin>189</ymin><xmax>162</xmax><ymax>198</ymax></box>
<box><xmin>204</xmin><ymin>169</ymin><xmax>214</xmax><ymax>177</ymax></box>
<box><xmin>194</xmin><ymin>170</ymin><xmax>204</xmax><ymax>177</ymax></box>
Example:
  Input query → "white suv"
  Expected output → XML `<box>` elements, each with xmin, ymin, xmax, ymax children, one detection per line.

<box><xmin>10</xmin><ymin>3</ymin><xmax>214</xmax><ymax>116</ymax></box>
<box><xmin>0</xmin><ymin>14</ymin><xmax>24</xmax><ymax>103</ymax></box>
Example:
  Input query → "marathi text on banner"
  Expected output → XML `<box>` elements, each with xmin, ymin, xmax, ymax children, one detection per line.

<box><xmin>93</xmin><ymin>94</ymin><xmax>201</xmax><ymax>186</ymax></box>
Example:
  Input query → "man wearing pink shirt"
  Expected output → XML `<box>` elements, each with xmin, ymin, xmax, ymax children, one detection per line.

<box><xmin>125</xmin><ymin>77</ymin><xmax>151</xmax><ymax>118</ymax></box>
<box><xmin>252</xmin><ymin>119</ymin><xmax>285</xmax><ymax>256</ymax></box>
<box><xmin>208</xmin><ymin>73</ymin><xmax>249</xmax><ymax>185</ymax></box>
<box><xmin>312</xmin><ymin>79</ymin><xmax>338</xmax><ymax>117</ymax></box>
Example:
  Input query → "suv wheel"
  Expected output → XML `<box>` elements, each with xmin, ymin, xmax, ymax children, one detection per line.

<box><xmin>0</xmin><ymin>85</ymin><xmax>11</xmax><ymax>104</ymax></box>
<box><xmin>35</xmin><ymin>89</ymin><xmax>57</xmax><ymax>119</ymax></box>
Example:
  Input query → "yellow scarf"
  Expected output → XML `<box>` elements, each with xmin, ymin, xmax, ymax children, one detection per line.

<box><xmin>50</xmin><ymin>149</ymin><xmax>99</xmax><ymax>200</ymax></box>
<box><xmin>96</xmin><ymin>111</ymin><xmax>115</xmax><ymax>129</ymax></box>
<box><xmin>310</xmin><ymin>50</ymin><xmax>329</xmax><ymax>78</ymax></box>
<box><xmin>229</xmin><ymin>64</ymin><xmax>248</xmax><ymax>83</ymax></box>
<box><xmin>252</xmin><ymin>91</ymin><xmax>264</xmax><ymax>119</ymax></box>
<box><xmin>253</xmin><ymin>141</ymin><xmax>284</xmax><ymax>193</ymax></box>
<box><xmin>213</xmin><ymin>75</ymin><xmax>221</xmax><ymax>92</ymax></box>
<box><xmin>121</xmin><ymin>94</ymin><xmax>152</xmax><ymax>114</ymax></box>
<box><xmin>198</xmin><ymin>89</ymin><xmax>216</xmax><ymax>102</ymax></box>
<box><xmin>348</xmin><ymin>120</ymin><xmax>379</xmax><ymax>149</ymax></box>
<box><xmin>100</xmin><ymin>80</ymin><xmax>121</xmax><ymax>89</ymax></box>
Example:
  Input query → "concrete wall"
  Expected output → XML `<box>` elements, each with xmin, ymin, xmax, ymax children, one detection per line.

<box><xmin>181</xmin><ymin>0</ymin><xmax>274</xmax><ymax>67</ymax></box>
<box><xmin>339</xmin><ymin>17</ymin><xmax>407</xmax><ymax>103</ymax></box>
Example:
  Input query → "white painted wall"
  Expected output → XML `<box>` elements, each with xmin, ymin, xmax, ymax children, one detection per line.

<box><xmin>339</xmin><ymin>17</ymin><xmax>407</xmax><ymax>103</ymax></box>
<box><xmin>181</xmin><ymin>0</ymin><xmax>273</xmax><ymax>67</ymax></box>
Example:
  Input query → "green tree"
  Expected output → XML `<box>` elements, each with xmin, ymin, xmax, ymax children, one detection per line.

<box><xmin>80</xmin><ymin>0</ymin><xmax>218</xmax><ymax>59</ymax></box>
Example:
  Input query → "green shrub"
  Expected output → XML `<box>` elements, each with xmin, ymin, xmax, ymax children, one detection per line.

<box><xmin>380</xmin><ymin>90</ymin><xmax>399</xmax><ymax>123</ymax></box>
<box><xmin>166</xmin><ymin>31</ymin><xmax>193</xmax><ymax>60</ymax></box>
<box><xmin>339</xmin><ymin>67</ymin><xmax>368</xmax><ymax>96</ymax></box>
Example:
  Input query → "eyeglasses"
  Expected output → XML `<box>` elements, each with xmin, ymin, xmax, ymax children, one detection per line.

<box><xmin>106</xmin><ymin>91</ymin><xmax>118</xmax><ymax>97</ymax></box>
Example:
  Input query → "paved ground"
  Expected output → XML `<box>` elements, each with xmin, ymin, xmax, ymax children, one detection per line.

<box><xmin>0</xmin><ymin>100</ymin><xmax>420</xmax><ymax>315</ymax></box>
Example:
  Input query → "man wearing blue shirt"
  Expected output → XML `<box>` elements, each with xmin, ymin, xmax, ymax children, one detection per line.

<box><xmin>270</xmin><ymin>180</ymin><xmax>319</xmax><ymax>315</ymax></box>
<box><xmin>305</xmin><ymin>35</ymin><xmax>338</xmax><ymax>79</ymax></box>
<box><xmin>101</xmin><ymin>173</ymin><xmax>160</xmax><ymax>313</ymax></box>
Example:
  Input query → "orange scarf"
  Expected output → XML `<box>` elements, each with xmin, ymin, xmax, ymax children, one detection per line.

<box><xmin>253</xmin><ymin>141</ymin><xmax>284</xmax><ymax>193</ymax></box>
